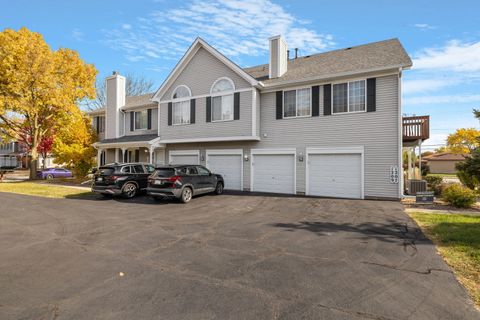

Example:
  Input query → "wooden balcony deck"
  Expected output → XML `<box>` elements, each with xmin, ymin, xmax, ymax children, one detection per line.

<box><xmin>403</xmin><ymin>116</ymin><xmax>429</xmax><ymax>142</ymax></box>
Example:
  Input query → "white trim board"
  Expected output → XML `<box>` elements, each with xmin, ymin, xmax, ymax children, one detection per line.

<box><xmin>205</xmin><ymin>149</ymin><xmax>244</xmax><ymax>190</ymax></box>
<box><xmin>160</xmin><ymin>136</ymin><xmax>260</xmax><ymax>144</ymax></box>
<box><xmin>305</xmin><ymin>146</ymin><xmax>364</xmax><ymax>199</ymax></box>
<box><xmin>250</xmin><ymin>148</ymin><xmax>297</xmax><ymax>194</ymax></box>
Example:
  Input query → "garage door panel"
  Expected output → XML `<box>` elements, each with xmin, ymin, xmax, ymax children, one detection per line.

<box><xmin>207</xmin><ymin>154</ymin><xmax>242</xmax><ymax>190</ymax></box>
<box><xmin>253</xmin><ymin>154</ymin><xmax>295</xmax><ymax>194</ymax></box>
<box><xmin>170</xmin><ymin>154</ymin><xmax>199</xmax><ymax>165</ymax></box>
<box><xmin>308</xmin><ymin>153</ymin><xmax>362</xmax><ymax>199</ymax></box>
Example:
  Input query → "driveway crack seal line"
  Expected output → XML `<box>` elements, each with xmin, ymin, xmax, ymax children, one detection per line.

<box><xmin>361</xmin><ymin>261</ymin><xmax>453</xmax><ymax>275</ymax></box>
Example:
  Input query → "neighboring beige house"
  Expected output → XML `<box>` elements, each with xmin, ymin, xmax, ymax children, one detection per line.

<box><xmin>424</xmin><ymin>153</ymin><xmax>466</xmax><ymax>174</ymax></box>
<box><xmin>89</xmin><ymin>36</ymin><xmax>413</xmax><ymax>199</ymax></box>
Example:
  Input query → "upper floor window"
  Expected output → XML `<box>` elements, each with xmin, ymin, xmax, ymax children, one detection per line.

<box><xmin>283</xmin><ymin>88</ymin><xmax>311</xmax><ymax>118</ymax></box>
<box><xmin>211</xmin><ymin>77</ymin><xmax>235</xmax><ymax>122</ymax></box>
<box><xmin>134</xmin><ymin>110</ymin><xmax>148</xmax><ymax>130</ymax></box>
<box><xmin>332</xmin><ymin>80</ymin><xmax>366</xmax><ymax>114</ymax></box>
<box><xmin>93</xmin><ymin>116</ymin><xmax>105</xmax><ymax>133</ymax></box>
<box><xmin>172</xmin><ymin>85</ymin><xmax>192</xmax><ymax>125</ymax></box>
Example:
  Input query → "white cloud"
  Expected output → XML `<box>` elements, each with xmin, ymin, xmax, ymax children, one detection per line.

<box><xmin>72</xmin><ymin>28</ymin><xmax>84</xmax><ymax>41</ymax></box>
<box><xmin>404</xmin><ymin>94</ymin><xmax>480</xmax><ymax>105</ymax></box>
<box><xmin>402</xmin><ymin>79</ymin><xmax>453</xmax><ymax>95</ymax></box>
<box><xmin>413</xmin><ymin>23</ymin><xmax>435</xmax><ymax>30</ymax></box>
<box><xmin>121</xmin><ymin>24</ymin><xmax>132</xmax><ymax>30</ymax></box>
<box><xmin>104</xmin><ymin>0</ymin><xmax>334</xmax><ymax>65</ymax></box>
<box><xmin>413</xmin><ymin>40</ymin><xmax>480</xmax><ymax>72</ymax></box>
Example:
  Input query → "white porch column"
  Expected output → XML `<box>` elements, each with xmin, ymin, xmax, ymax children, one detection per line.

<box><xmin>97</xmin><ymin>148</ymin><xmax>102</xmax><ymax>167</ymax></box>
<box><xmin>115</xmin><ymin>148</ymin><xmax>120</xmax><ymax>163</ymax></box>
<box><xmin>418</xmin><ymin>139</ymin><xmax>422</xmax><ymax>178</ymax></box>
<box><xmin>407</xmin><ymin>147</ymin><xmax>412</xmax><ymax>179</ymax></box>
<box><xmin>149</xmin><ymin>146</ymin><xmax>155</xmax><ymax>164</ymax></box>
<box><xmin>121</xmin><ymin>148</ymin><xmax>127</xmax><ymax>163</ymax></box>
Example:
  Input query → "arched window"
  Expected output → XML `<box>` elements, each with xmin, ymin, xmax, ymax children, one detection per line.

<box><xmin>210</xmin><ymin>78</ymin><xmax>235</xmax><ymax>122</ymax></box>
<box><xmin>171</xmin><ymin>85</ymin><xmax>191</xmax><ymax>125</ymax></box>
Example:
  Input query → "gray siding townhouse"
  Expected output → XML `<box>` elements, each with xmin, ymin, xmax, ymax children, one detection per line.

<box><xmin>90</xmin><ymin>36</ymin><xmax>412</xmax><ymax>199</ymax></box>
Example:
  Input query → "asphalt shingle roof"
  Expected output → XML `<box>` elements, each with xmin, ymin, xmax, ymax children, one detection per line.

<box><xmin>99</xmin><ymin>134</ymin><xmax>158</xmax><ymax>144</ymax></box>
<box><xmin>424</xmin><ymin>153</ymin><xmax>467</xmax><ymax>161</ymax></box>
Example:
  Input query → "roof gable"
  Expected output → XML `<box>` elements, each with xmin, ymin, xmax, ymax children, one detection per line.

<box><xmin>152</xmin><ymin>38</ymin><xmax>259</xmax><ymax>101</ymax></box>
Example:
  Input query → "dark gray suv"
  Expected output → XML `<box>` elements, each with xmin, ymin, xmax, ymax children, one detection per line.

<box><xmin>146</xmin><ymin>165</ymin><xmax>224</xmax><ymax>203</ymax></box>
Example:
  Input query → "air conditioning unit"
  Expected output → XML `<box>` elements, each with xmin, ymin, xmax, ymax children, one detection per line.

<box><xmin>407</xmin><ymin>179</ymin><xmax>427</xmax><ymax>195</ymax></box>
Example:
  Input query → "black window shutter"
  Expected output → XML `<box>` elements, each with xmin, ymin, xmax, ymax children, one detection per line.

<box><xmin>367</xmin><ymin>78</ymin><xmax>376</xmax><ymax>112</ymax></box>
<box><xmin>206</xmin><ymin>97</ymin><xmax>212</xmax><ymax>122</ymax></box>
<box><xmin>95</xmin><ymin>117</ymin><xmax>100</xmax><ymax>134</ymax></box>
<box><xmin>275</xmin><ymin>91</ymin><xmax>283</xmax><ymax>119</ymax></box>
<box><xmin>167</xmin><ymin>102</ymin><xmax>172</xmax><ymax>126</ymax></box>
<box><xmin>147</xmin><ymin>109</ymin><xmax>152</xmax><ymax>130</ymax></box>
<box><xmin>234</xmin><ymin>92</ymin><xmax>240</xmax><ymax>120</ymax></box>
<box><xmin>130</xmin><ymin>111</ymin><xmax>134</xmax><ymax>131</ymax></box>
<box><xmin>190</xmin><ymin>99</ymin><xmax>196</xmax><ymax>124</ymax></box>
<box><xmin>323</xmin><ymin>84</ymin><xmax>331</xmax><ymax>116</ymax></box>
<box><xmin>311</xmin><ymin>86</ymin><xmax>320</xmax><ymax>117</ymax></box>
<box><xmin>135</xmin><ymin>150</ymin><xmax>140</xmax><ymax>162</ymax></box>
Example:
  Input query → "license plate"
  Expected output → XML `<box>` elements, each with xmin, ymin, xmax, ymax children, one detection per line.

<box><xmin>154</xmin><ymin>180</ymin><xmax>162</xmax><ymax>185</ymax></box>
<box><xmin>97</xmin><ymin>177</ymin><xmax>103</xmax><ymax>182</ymax></box>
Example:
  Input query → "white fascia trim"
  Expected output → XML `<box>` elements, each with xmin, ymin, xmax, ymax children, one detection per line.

<box><xmin>120</xmin><ymin>103</ymin><xmax>157</xmax><ymax>111</ymax></box>
<box><xmin>152</xmin><ymin>38</ymin><xmax>259</xmax><ymax>102</ymax></box>
<box><xmin>160</xmin><ymin>136</ymin><xmax>260</xmax><ymax>144</ymax></box>
<box><xmin>169</xmin><ymin>149</ymin><xmax>200</xmax><ymax>156</ymax></box>
<box><xmin>305</xmin><ymin>146</ymin><xmax>364</xmax><ymax>199</ymax></box>
<box><xmin>251</xmin><ymin>148</ymin><xmax>297</xmax><ymax>155</ymax></box>
<box><xmin>160</xmin><ymin>88</ymin><xmax>253</xmax><ymax>104</ymax></box>
<box><xmin>260</xmin><ymin>67</ymin><xmax>404</xmax><ymax>92</ymax></box>
<box><xmin>398</xmin><ymin>68</ymin><xmax>403</xmax><ymax>198</ymax></box>
<box><xmin>93</xmin><ymin>141</ymin><xmax>166</xmax><ymax>149</ymax></box>
<box><xmin>205</xmin><ymin>149</ymin><xmax>243</xmax><ymax>155</ymax></box>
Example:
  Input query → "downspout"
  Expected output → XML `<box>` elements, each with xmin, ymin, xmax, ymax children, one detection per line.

<box><xmin>398</xmin><ymin>68</ymin><xmax>404</xmax><ymax>198</ymax></box>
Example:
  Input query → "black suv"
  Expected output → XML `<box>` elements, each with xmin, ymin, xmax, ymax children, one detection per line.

<box><xmin>146</xmin><ymin>165</ymin><xmax>224</xmax><ymax>203</ymax></box>
<box><xmin>92</xmin><ymin>163</ymin><xmax>156</xmax><ymax>198</ymax></box>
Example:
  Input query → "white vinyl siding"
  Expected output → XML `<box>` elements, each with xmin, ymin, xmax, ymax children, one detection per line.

<box><xmin>283</xmin><ymin>88</ymin><xmax>311</xmax><ymax>118</ymax></box>
<box><xmin>332</xmin><ymin>80</ymin><xmax>366</xmax><ymax>114</ymax></box>
<box><xmin>172</xmin><ymin>100</ymin><xmax>190</xmax><ymax>125</ymax></box>
<box><xmin>134</xmin><ymin>110</ymin><xmax>148</xmax><ymax>130</ymax></box>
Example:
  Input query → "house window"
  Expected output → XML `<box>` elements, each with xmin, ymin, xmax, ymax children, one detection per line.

<box><xmin>93</xmin><ymin>116</ymin><xmax>105</xmax><ymax>133</ymax></box>
<box><xmin>283</xmin><ymin>88</ymin><xmax>311</xmax><ymax>118</ymax></box>
<box><xmin>134</xmin><ymin>110</ymin><xmax>148</xmax><ymax>130</ymax></box>
<box><xmin>172</xmin><ymin>85</ymin><xmax>191</xmax><ymax>125</ymax></box>
<box><xmin>211</xmin><ymin>78</ymin><xmax>235</xmax><ymax>122</ymax></box>
<box><xmin>332</xmin><ymin>80</ymin><xmax>366</xmax><ymax>114</ymax></box>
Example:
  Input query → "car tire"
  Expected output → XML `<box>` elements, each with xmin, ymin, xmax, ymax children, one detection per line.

<box><xmin>180</xmin><ymin>187</ymin><xmax>192</xmax><ymax>203</ymax></box>
<box><xmin>214</xmin><ymin>182</ymin><xmax>224</xmax><ymax>195</ymax></box>
<box><xmin>122</xmin><ymin>183</ymin><xmax>137</xmax><ymax>199</ymax></box>
<box><xmin>46</xmin><ymin>174</ymin><xmax>54</xmax><ymax>180</ymax></box>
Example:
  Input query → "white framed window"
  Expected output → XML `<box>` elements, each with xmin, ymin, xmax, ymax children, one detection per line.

<box><xmin>134</xmin><ymin>110</ymin><xmax>148</xmax><ymax>130</ymax></box>
<box><xmin>211</xmin><ymin>77</ymin><xmax>235</xmax><ymax>122</ymax></box>
<box><xmin>172</xmin><ymin>85</ymin><xmax>192</xmax><ymax>125</ymax></box>
<box><xmin>283</xmin><ymin>88</ymin><xmax>311</xmax><ymax>118</ymax></box>
<box><xmin>93</xmin><ymin>116</ymin><xmax>105</xmax><ymax>133</ymax></box>
<box><xmin>332</xmin><ymin>80</ymin><xmax>366</xmax><ymax>114</ymax></box>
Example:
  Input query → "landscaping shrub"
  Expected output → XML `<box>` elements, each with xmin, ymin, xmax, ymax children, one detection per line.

<box><xmin>457</xmin><ymin>169</ymin><xmax>479</xmax><ymax>190</ymax></box>
<box><xmin>442</xmin><ymin>184</ymin><xmax>477</xmax><ymax>208</ymax></box>
<box><xmin>425</xmin><ymin>175</ymin><xmax>444</xmax><ymax>195</ymax></box>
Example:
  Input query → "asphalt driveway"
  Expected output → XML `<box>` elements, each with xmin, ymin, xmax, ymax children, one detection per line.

<box><xmin>0</xmin><ymin>192</ymin><xmax>478</xmax><ymax>320</ymax></box>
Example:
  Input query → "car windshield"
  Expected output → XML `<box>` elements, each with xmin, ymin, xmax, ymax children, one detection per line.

<box><xmin>98</xmin><ymin>167</ymin><xmax>115</xmax><ymax>176</ymax></box>
<box><xmin>153</xmin><ymin>168</ymin><xmax>176</xmax><ymax>178</ymax></box>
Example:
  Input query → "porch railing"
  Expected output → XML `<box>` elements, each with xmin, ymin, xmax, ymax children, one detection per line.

<box><xmin>403</xmin><ymin>116</ymin><xmax>429</xmax><ymax>142</ymax></box>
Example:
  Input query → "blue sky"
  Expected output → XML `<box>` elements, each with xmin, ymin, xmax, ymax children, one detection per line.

<box><xmin>1</xmin><ymin>0</ymin><xmax>479</xmax><ymax>150</ymax></box>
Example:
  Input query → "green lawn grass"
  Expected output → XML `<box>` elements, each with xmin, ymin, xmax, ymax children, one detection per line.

<box><xmin>0</xmin><ymin>181</ymin><xmax>92</xmax><ymax>198</ymax></box>
<box><xmin>409</xmin><ymin>212</ymin><xmax>480</xmax><ymax>306</ymax></box>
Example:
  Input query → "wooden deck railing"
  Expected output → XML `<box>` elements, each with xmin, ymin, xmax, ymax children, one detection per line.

<box><xmin>403</xmin><ymin>116</ymin><xmax>430</xmax><ymax>142</ymax></box>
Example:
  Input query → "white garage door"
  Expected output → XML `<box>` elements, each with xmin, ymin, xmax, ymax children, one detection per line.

<box><xmin>207</xmin><ymin>154</ymin><xmax>242</xmax><ymax>190</ymax></box>
<box><xmin>169</xmin><ymin>152</ymin><xmax>199</xmax><ymax>165</ymax></box>
<box><xmin>308</xmin><ymin>153</ymin><xmax>362</xmax><ymax>199</ymax></box>
<box><xmin>252</xmin><ymin>153</ymin><xmax>295</xmax><ymax>194</ymax></box>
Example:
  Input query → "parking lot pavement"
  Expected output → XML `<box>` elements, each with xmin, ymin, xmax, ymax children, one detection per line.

<box><xmin>0</xmin><ymin>192</ymin><xmax>478</xmax><ymax>320</ymax></box>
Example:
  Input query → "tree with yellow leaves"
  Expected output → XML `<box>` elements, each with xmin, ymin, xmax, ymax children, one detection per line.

<box><xmin>52</xmin><ymin>109</ymin><xmax>97</xmax><ymax>178</ymax></box>
<box><xmin>446</xmin><ymin>128</ymin><xmax>480</xmax><ymax>154</ymax></box>
<box><xmin>0</xmin><ymin>27</ymin><xmax>96</xmax><ymax>179</ymax></box>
